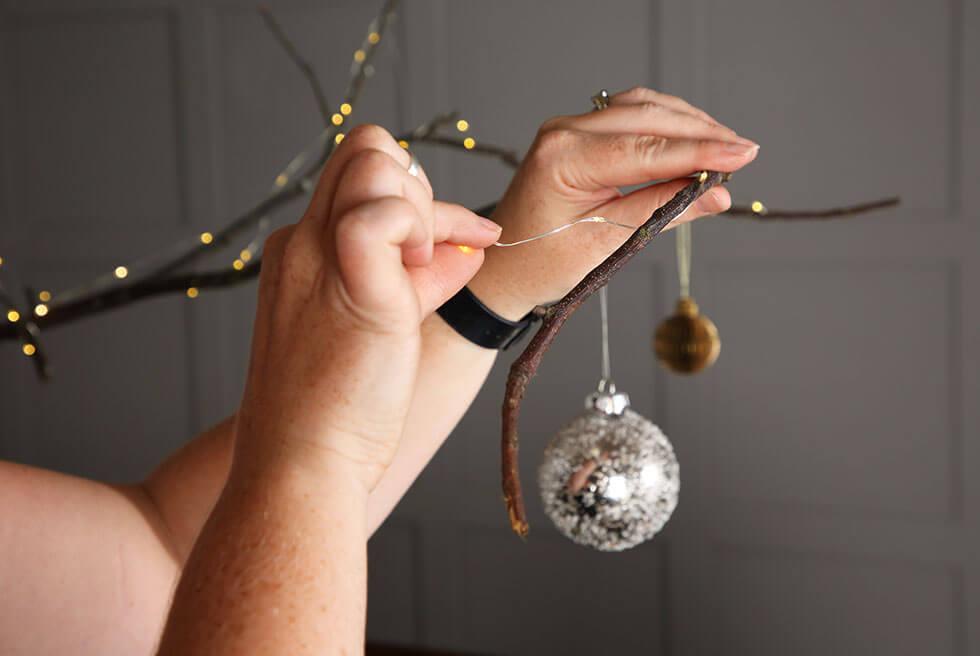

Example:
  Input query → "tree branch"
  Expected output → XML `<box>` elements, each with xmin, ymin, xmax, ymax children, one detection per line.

<box><xmin>408</xmin><ymin>134</ymin><xmax>522</xmax><ymax>169</ymax></box>
<box><xmin>258</xmin><ymin>5</ymin><xmax>331</xmax><ymax>127</ymax></box>
<box><xmin>725</xmin><ymin>196</ymin><xmax>900</xmax><ymax>219</ymax></box>
<box><xmin>501</xmin><ymin>171</ymin><xmax>728</xmax><ymax>538</ymax></box>
<box><xmin>0</xmin><ymin>281</ymin><xmax>49</xmax><ymax>378</ymax></box>
<box><xmin>0</xmin><ymin>0</ymin><xmax>402</xmax><ymax>373</ymax></box>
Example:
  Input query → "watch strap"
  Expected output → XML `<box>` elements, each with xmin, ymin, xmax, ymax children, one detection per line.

<box><xmin>436</xmin><ymin>286</ymin><xmax>536</xmax><ymax>350</ymax></box>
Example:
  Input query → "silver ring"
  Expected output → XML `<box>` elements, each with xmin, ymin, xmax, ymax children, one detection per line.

<box><xmin>406</xmin><ymin>152</ymin><xmax>421</xmax><ymax>178</ymax></box>
<box><xmin>591</xmin><ymin>89</ymin><xmax>610</xmax><ymax>111</ymax></box>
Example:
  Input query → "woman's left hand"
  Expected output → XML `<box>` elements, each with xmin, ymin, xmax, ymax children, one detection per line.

<box><xmin>469</xmin><ymin>86</ymin><xmax>759</xmax><ymax>320</ymax></box>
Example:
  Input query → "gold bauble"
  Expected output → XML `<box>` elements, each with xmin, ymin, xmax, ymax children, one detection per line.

<box><xmin>653</xmin><ymin>296</ymin><xmax>721</xmax><ymax>374</ymax></box>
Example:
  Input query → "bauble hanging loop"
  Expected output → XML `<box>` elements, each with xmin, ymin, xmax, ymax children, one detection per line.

<box><xmin>653</xmin><ymin>296</ymin><xmax>721</xmax><ymax>374</ymax></box>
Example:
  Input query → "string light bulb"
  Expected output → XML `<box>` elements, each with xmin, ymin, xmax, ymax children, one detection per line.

<box><xmin>38</xmin><ymin>290</ymin><xmax>51</xmax><ymax>302</ymax></box>
<box><xmin>456</xmin><ymin>119</ymin><xmax>469</xmax><ymax>132</ymax></box>
<box><xmin>22</xmin><ymin>343</ymin><xmax>36</xmax><ymax>357</ymax></box>
<box><xmin>232</xmin><ymin>259</ymin><xmax>245</xmax><ymax>271</ymax></box>
<box><xmin>34</xmin><ymin>304</ymin><xmax>48</xmax><ymax>317</ymax></box>
<box><xmin>340</xmin><ymin>103</ymin><xmax>353</xmax><ymax>115</ymax></box>
<box><xmin>398</xmin><ymin>140</ymin><xmax>409</xmax><ymax>149</ymax></box>
<box><xmin>200</xmin><ymin>232</ymin><xmax>214</xmax><ymax>244</ymax></box>
<box><xmin>463</xmin><ymin>137</ymin><xmax>476</xmax><ymax>150</ymax></box>
<box><xmin>335</xmin><ymin>133</ymin><xmax>345</xmax><ymax>145</ymax></box>
<box><xmin>114</xmin><ymin>266</ymin><xmax>128</xmax><ymax>279</ymax></box>
<box><xmin>367</xmin><ymin>32</ymin><xmax>381</xmax><ymax>44</ymax></box>
<box><xmin>751</xmin><ymin>200</ymin><xmax>767</xmax><ymax>214</ymax></box>
<box><xmin>457</xmin><ymin>245</ymin><xmax>474</xmax><ymax>254</ymax></box>
<box><xmin>0</xmin><ymin>256</ymin><xmax>4</xmax><ymax>267</ymax></box>
<box><xmin>353</xmin><ymin>49</ymin><xmax>366</xmax><ymax>63</ymax></box>
<box><xmin>6</xmin><ymin>310</ymin><xmax>20</xmax><ymax>322</ymax></box>
<box><xmin>331</xmin><ymin>113</ymin><xmax>344</xmax><ymax>126</ymax></box>
<box><xmin>275</xmin><ymin>174</ymin><xmax>288</xmax><ymax>187</ymax></box>
<box><xmin>186</xmin><ymin>287</ymin><xmax>199</xmax><ymax>299</ymax></box>
<box><xmin>698</xmin><ymin>170</ymin><xmax>708</xmax><ymax>183</ymax></box>
<box><xmin>240</xmin><ymin>249</ymin><xmax>252</xmax><ymax>262</ymax></box>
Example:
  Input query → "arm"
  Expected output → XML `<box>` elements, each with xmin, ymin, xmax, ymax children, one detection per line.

<box><xmin>156</xmin><ymin>455</ymin><xmax>373</xmax><ymax>655</ymax></box>
<box><xmin>146</xmin><ymin>85</ymin><xmax>758</xmax><ymax>543</ymax></box>
<box><xmin>159</xmin><ymin>118</ymin><xmax>488</xmax><ymax>654</ymax></box>
<box><xmin>1</xmin><ymin>88</ymin><xmax>757</xmax><ymax>655</ymax></box>
<box><xmin>140</xmin><ymin>310</ymin><xmax>497</xmax><ymax>560</ymax></box>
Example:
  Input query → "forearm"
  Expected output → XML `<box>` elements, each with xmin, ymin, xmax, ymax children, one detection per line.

<box><xmin>144</xmin><ymin>312</ymin><xmax>496</xmax><ymax>552</ymax></box>
<box><xmin>366</xmin><ymin>312</ymin><xmax>497</xmax><ymax>530</ymax></box>
<box><xmin>157</xmin><ymin>453</ymin><xmax>369</xmax><ymax>655</ymax></box>
<box><xmin>142</xmin><ymin>416</ymin><xmax>236</xmax><ymax>561</ymax></box>
<box><xmin>0</xmin><ymin>461</ymin><xmax>179</xmax><ymax>655</ymax></box>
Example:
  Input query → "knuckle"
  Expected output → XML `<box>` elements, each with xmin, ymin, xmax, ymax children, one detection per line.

<box><xmin>638</xmin><ymin>101</ymin><xmax>664</xmax><ymax>116</ymax></box>
<box><xmin>537</xmin><ymin>115</ymin><xmax>566</xmax><ymax>134</ymax></box>
<box><xmin>636</xmin><ymin>134</ymin><xmax>668</xmax><ymax>160</ymax></box>
<box><xmin>531</xmin><ymin>127</ymin><xmax>575</xmax><ymax>162</ymax></box>
<box><xmin>619</xmin><ymin>86</ymin><xmax>656</xmax><ymax>101</ymax></box>
<box><xmin>335</xmin><ymin>209</ymin><xmax>373</xmax><ymax>248</ymax></box>
<box><xmin>336</xmin><ymin>197</ymin><xmax>413</xmax><ymax>246</ymax></box>
<box><xmin>347</xmin><ymin>147</ymin><xmax>400</xmax><ymax>180</ymax></box>
<box><xmin>696</xmin><ymin>137</ymin><xmax>720</xmax><ymax>156</ymax></box>
<box><xmin>345</xmin><ymin>123</ymin><xmax>394</xmax><ymax>147</ymax></box>
<box><xmin>264</xmin><ymin>226</ymin><xmax>292</xmax><ymax>256</ymax></box>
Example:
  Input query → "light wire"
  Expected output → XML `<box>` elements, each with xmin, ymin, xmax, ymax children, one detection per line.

<box><xmin>493</xmin><ymin>215</ymin><xmax>635</xmax><ymax>247</ymax></box>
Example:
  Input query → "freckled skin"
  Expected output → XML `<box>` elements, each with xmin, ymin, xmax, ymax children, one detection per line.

<box><xmin>3</xmin><ymin>88</ymin><xmax>755</xmax><ymax>656</ymax></box>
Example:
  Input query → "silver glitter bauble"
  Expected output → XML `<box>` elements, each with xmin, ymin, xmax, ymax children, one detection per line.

<box><xmin>538</xmin><ymin>382</ymin><xmax>679</xmax><ymax>552</ymax></box>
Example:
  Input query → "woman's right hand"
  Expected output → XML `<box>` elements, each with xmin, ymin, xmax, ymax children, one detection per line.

<box><xmin>234</xmin><ymin>125</ymin><xmax>501</xmax><ymax>490</ymax></box>
<box><xmin>469</xmin><ymin>86</ymin><xmax>760</xmax><ymax>319</ymax></box>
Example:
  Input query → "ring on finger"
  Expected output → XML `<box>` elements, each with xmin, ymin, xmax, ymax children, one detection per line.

<box><xmin>590</xmin><ymin>89</ymin><xmax>610</xmax><ymax>111</ymax></box>
<box><xmin>406</xmin><ymin>151</ymin><xmax>422</xmax><ymax>178</ymax></box>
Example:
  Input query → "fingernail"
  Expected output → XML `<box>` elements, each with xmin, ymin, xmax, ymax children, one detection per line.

<box><xmin>478</xmin><ymin>216</ymin><xmax>503</xmax><ymax>234</ymax></box>
<box><xmin>733</xmin><ymin>135</ymin><xmax>758</xmax><ymax>146</ymax></box>
<box><xmin>724</xmin><ymin>141</ymin><xmax>760</xmax><ymax>156</ymax></box>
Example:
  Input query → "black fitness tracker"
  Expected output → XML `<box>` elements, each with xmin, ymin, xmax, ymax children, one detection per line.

<box><xmin>436</xmin><ymin>286</ymin><xmax>538</xmax><ymax>350</ymax></box>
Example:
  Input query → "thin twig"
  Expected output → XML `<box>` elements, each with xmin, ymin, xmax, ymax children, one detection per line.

<box><xmin>501</xmin><ymin>171</ymin><xmax>728</xmax><ymax>538</ymax></box>
<box><xmin>394</xmin><ymin>111</ymin><xmax>459</xmax><ymax>142</ymax></box>
<box><xmin>0</xmin><ymin>263</ymin><xmax>260</xmax><ymax>340</ymax></box>
<box><xmin>0</xmin><ymin>282</ymin><xmax>49</xmax><ymax>378</ymax></box>
<box><xmin>408</xmin><ymin>134</ymin><xmax>522</xmax><ymax>169</ymax></box>
<box><xmin>0</xmin><ymin>188</ymin><xmax>900</xmax><ymax>344</ymax></box>
<box><xmin>725</xmin><ymin>196</ymin><xmax>899</xmax><ymax>219</ymax></box>
<box><xmin>471</xmin><ymin>195</ymin><xmax>900</xmax><ymax>223</ymax></box>
<box><xmin>0</xmin><ymin>0</ymin><xmax>402</xmax><ymax>380</ymax></box>
<box><xmin>134</xmin><ymin>0</ymin><xmax>398</xmax><ymax>285</ymax></box>
<box><xmin>259</xmin><ymin>5</ymin><xmax>331</xmax><ymax>126</ymax></box>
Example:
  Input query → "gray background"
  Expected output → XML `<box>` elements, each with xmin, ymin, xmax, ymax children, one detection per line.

<box><xmin>1</xmin><ymin>0</ymin><xmax>978</xmax><ymax>654</ymax></box>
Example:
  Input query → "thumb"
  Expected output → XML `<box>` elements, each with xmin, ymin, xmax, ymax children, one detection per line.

<box><xmin>409</xmin><ymin>242</ymin><xmax>486</xmax><ymax>317</ymax></box>
<box><xmin>334</xmin><ymin>197</ymin><xmax>428</xmax><ymax>316</ymax></box>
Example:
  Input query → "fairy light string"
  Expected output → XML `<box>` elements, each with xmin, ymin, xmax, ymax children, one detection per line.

<box><xmin>0</xmin><ymin>4</ymin><xmax>898</xmax><ymax>374</ymax></box>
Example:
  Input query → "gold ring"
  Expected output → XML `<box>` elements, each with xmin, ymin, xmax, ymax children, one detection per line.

<box><xmin>591</xmin><ymin>89</ymin><xmax>610</xmax><ymax>111</ymax></box>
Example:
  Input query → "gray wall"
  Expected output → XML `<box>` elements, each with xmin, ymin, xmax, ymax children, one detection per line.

<box><xmin>1</xmin><ymin>1</ymin><xmax>978</xmax><ymax>654</ymax></box>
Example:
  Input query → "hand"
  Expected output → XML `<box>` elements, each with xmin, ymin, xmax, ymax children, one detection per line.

<box><xmin>234</xmin><ymin>125</ymin><xmax>502</xmax><ymax>489</ymax></box>
<box><xmin>468</xmin><ymin>86</ymin><xmax>759</xmax><ymax>319</ymax></box>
